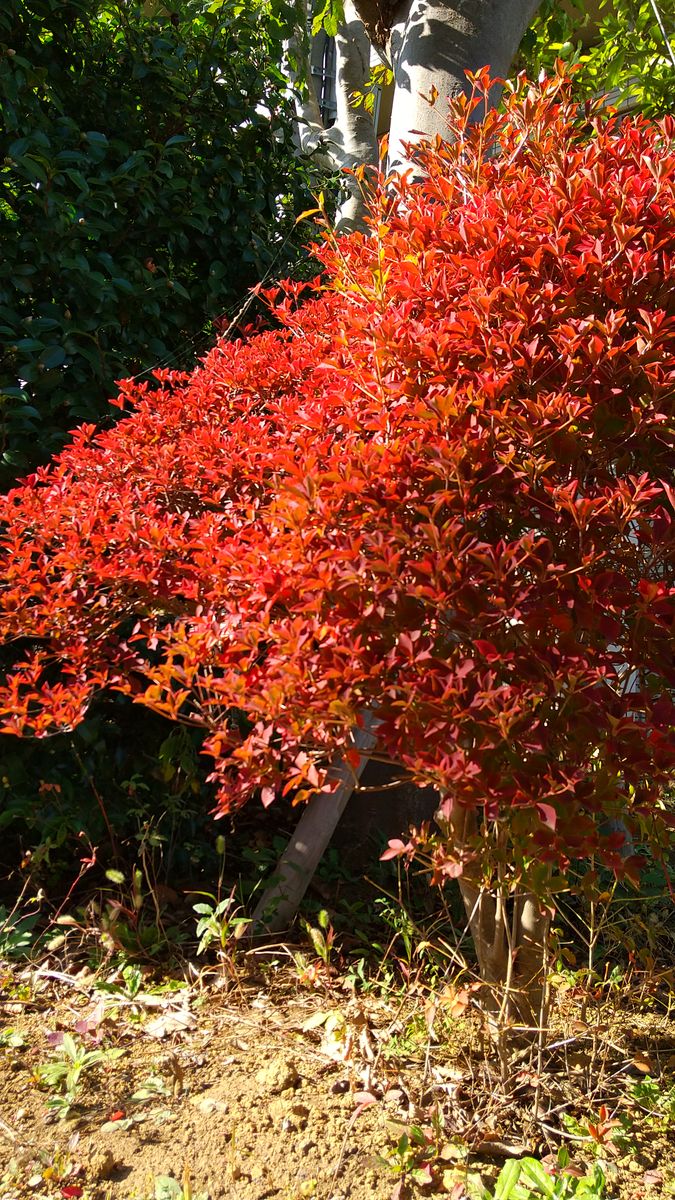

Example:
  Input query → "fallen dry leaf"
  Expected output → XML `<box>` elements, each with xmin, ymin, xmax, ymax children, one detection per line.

<box><xmin>643</xmin><ymin>1169</ymin><xmax>663</xmax><ymax>1188</ymax></box>
<box><xmin>144</xmin><ymin>1008</ymin><xmax>196</xmax><ymax>1038</ymax></box>
<box><xmin>631</xmin><ymin>1055</ymin><xmax>655</xmax><ymax>1074</ymax></box>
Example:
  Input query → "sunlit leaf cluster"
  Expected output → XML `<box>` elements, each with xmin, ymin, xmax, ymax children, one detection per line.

<box><xmin>519</xmin><ymin>0</ymin><xmax>675</xmax><ymax>118</ymax></box>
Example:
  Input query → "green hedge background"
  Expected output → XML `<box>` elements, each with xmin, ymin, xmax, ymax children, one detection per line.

<box><xmin>0</xmin><ymin>0</ymin><xmax>311</xmax><ymax>485</ymax></box>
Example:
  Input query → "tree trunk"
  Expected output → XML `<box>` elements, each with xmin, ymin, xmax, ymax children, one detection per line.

<box><xmin>283</xmin><ymin>0</ymin><xmax>330</xmax><ymax>159</ymax></box>
<box><xmin>328</xmin><ymin>0</ymin><xmax>379</xmax><ymax>230</ymax></box>
<box><xmin>447</xmin><ymin>805</ymin><xmax>550</xmax><ymax>1042</ymax></box>
<box><xmin>283</xmin><ymin>0</ymin><xmax>378</xmax><ymax>230</ymax></box>
<box><xmin>252</xmin><ymin>713</ymin><xmax>379</xmax><ymax>932</ymax></box>
<box><xmin>291</xmin><ymin>0</ymin><xmax>544</xmax><ymax>226</ymax></box>
<box><xmin>265</xmin><ymin>0</ymin><xmax>553</xmax><ymax>1011</ymax></box>
<box><xmin>385</xmin><ymin>0</ymin><xmax>542</xmax><ymax>172</ymax></box>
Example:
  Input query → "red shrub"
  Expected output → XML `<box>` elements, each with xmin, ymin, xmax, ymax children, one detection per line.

<box><xmin>1</xmin><ymin>72</ymin><xmax>674</xmax><ymax>871</ymax></box>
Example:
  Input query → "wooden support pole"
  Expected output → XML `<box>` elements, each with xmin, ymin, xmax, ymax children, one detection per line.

<box><xmin>252</xmin><ymin>715</ymin><xmax>378</xmax><ymax>933</ymax></box>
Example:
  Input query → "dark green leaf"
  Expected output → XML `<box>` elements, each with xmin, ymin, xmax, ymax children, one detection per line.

<box><xmin>38</xmin><ymin>346</ymin><xmax>67</xmax><ymax>369</ymax></box>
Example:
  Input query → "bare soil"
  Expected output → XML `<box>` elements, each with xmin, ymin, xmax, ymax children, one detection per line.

<box><xmin>1</xmin><ymin>961</ymin><xmax>674</xmax><ymax>1200</ymax></box>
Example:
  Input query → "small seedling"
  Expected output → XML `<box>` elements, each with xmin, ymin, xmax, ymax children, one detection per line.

<box><xmin>302</xmin><ymin>909</ymin><xmax>335</xmax><ymax>970</ymax></box>
<box><xmin>0</xmin><ymin>1028</ymin><xmax>26</xmax><ymax>1049</ymax></box>
<box><xmin>131</xmin><ymin>1072</ymin><xmax>172</xmax><ymax>1103</ymax></box>
<box><xmin>191</xmin><ymin>833</ymin><xmax>248</xmax><ymax>972</ymax></box>
<box><xmin>562</xmin><ymin>1106</ymin><xmax>629</xmax><ymax>1156</ymax></box>
<box><xmin>35</xmin><ymin>1032</ymin><xmax>125</xmax><ymax>1118</ymax></box>
<box><xmin>629</xmin><ymin>1075</ymin><xmax>675</xmax><ymax>1128</ymax></box>
<box><xmin>293</xmin><ymin>910</ymin><xmax>339</xmax><ymax>987</ymax></box>
<box><xmin>192</xmin><ymin>892</ymin><xmax>249</xmax><ymax>959</ymax></box>
<box><xmin>34</xmin><ymin>1147</ymin><xmax>83</xmax><ymax>1190</ymax></box>
<box><xmin>152</xmin><ymin>1169</ymin><xmax>208</xmax><ymax>1200</ymax></box>
<box><xmin>384</xmin><ymin>1127</ymin><xmax>437</xmax><ymax>1186</ymax></box>
<box><xmin>96</xmin><ymin>962</ymin><xmax>144</xmax><ymax>1001</ymax></box>
<box><xmin>380</xmin><ymin>1111</ymin><xmax>446</xmax><ymax>1190</ymax></box>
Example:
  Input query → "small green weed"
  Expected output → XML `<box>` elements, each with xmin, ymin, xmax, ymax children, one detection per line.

<box><xmin>483</xmin><ymin>1153</ymin><xmax>609</xmax><ymax>1199</ymax></box>
<box><xmin>193</xmin><ymin>893</ymin><xmax>249</xmax><ymax>957</ymax></box>
<box><xmin>101</xmin><ymin>864</ymin><xmax>187</xmax><ymax>959</ymax></box>
<box><xmin>302</xmin><ymin>909</ymin><xmax>335</xmax><ymax>969</ymax></box>
<box><xmin>94</xmin><ymin>962</ymin><xmax>147</xmax><ymax>1021</ymax></box>
<box><xmin>629</xmin><ymin>1074</ymin><xmax>675</xmax><ymax>1127</ymax></box>
<box><xmin>293</xmin><ymin>909</ymin><xmax>339</xmax><ymax>988</ymax></box>
<box><xmin>35</xmin><ymin>1032</ymin><xmax>126</xmax><ymax>1118</ymax></box>
<box><xmin>95</xmin><ymin>961</ymin><xmax>187</xmax><ymax>1005</ymax></box>
<box><xmin>343</xmin><ymin>953</ymin><xmax>397</xmax><ymax>994</ymax></box>
<box><xmin>190</xmin><ymin>833</ymin><xmax>249</xmax><ymax>976</ymax></box>
<box><xmin>0</xmin><ymin>902</ymin><xmax>39</xmax><ymax>959</ymax></box>
<box><xmin>381</xmin><ymin>1123</ymin><xmax>440</xmax><ymax>1187</ymax></box>
<box><xmin>374</xmin><ymin>896</ymin><xmax>417</xmax><ymax>969</ymax></box>
<box><xmin>0</xmin><ymin>1027</ymin><xmax>26</xmax><ymax>1050</ymax></box>
<box><xmin>382</xmin><ymin>1002</ymin><xmax>464</xmax><ymax>1059</ymax></box>
<box><xmin>97</xmin><ymin>962</ymin><xmax>144</xmax><ymax>1000</ymax></box>
<box><xmin>381</xmin><ymin>1136</ymin><xmax>610</xmax><ymax>1200</ymax></box>
<box><xmin>131</xmin><ymin>1072</ymin><xmax>172</xmax><ymax>1103</ymax></box>
<box><xmin>379</xmin><ymin>1107</ymin><xmax>447</xmax><ymax>1189</ymax></box>
<box><xmin>149</xmin><ymin>1170</ymin><xmax>208</xmax><ymax>1200</ymax></box>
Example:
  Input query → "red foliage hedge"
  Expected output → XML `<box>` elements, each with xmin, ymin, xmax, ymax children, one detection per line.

<box><xmin>1</xmin><ymin>72</ymin><xmax>674</xmax><ymax>869</ymax></box>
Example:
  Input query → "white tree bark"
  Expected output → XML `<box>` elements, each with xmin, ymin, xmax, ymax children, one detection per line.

<box><xmin>327</xmin><ymin>0</ymin><xmax>379</xmax><ymax>230</ymax></box>
<box><xmin>283</xmin><ymin>0</ymin><xmax>378</xmax><ymax>230</ymax></box>
<box><xmin>283</xmin><ymin>0</ymin><xmax>332</xmax><ymax>159</ymax></box>
<box><xmin>288</xmin><ymin>0</ymin><xmax>543</xmax><ymax>223</ymax></box>
<box><xmin>447</xmin><ymin>806</ymin><xmax>550</xmax><ymax>1040</ymax></box>
<box><xmin>385</xmin><ymin>0</ymin><xmax>542</xmax><ymax>172</ymax></box>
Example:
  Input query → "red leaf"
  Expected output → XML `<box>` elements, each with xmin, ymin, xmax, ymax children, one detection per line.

<box><xmin>380</xmin><ymin>839</ymin><xmax>409</xmax><ymax>861</ymax></box>
<box><xmin>536</xmin><ymin>804</ymin><xmax>557</xmax><ymax>831</ymax></box>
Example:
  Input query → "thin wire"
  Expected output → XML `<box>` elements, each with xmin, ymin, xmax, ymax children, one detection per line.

<box><xmin>126</xmin><ymin>221</ymin><xmax>311</xmax><ymax>385</ymax></box>
<box><xmin>648</xmin><ymin>0</ymin><xmax>675</xmax><ymax>70</ymax></box>
<box><xmin>127</xmin><ymin>326</ymin><xmax>215</xmax><ymax>382</ymax></box>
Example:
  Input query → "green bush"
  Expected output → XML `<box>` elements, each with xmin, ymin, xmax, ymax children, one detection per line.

<box><xmin>0</xmin><ymin>0</ymin><xmax>310</xmax><ymax>483</ymax></box>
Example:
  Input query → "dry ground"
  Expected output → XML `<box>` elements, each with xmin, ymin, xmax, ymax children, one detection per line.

<box><xmin>1</xmin><ymin>957</ymin><xmax>674</xmax><ymax>1200</ymax></box>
